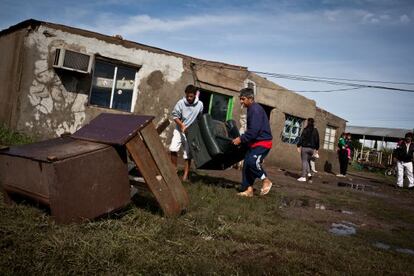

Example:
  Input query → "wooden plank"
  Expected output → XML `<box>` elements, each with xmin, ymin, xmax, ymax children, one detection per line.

<box><xmin>126</xmin><ymin>135</ymin><xmax>181</xmax><ymax>217</ymax></box>
<box><xmin>140</xmin><ymin>124</ymin><xmax>189</xmax><ymax>211</ymax></box>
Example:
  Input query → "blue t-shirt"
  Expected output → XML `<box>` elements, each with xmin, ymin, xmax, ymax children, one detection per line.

<box><xmin>240</xmin><ymin>102</ymin><xmax>272</xmax><ymax>144</ymax></box>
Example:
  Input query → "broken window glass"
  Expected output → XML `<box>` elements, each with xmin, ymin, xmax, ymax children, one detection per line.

<box><xmin>112</xmin><ymin>65</ymin><xmax>135</xmax><ymax>112</ymax></box>
<box><xmin>89</xmin><ymin>61</ymin><xmax>114</xmax><ymax>108</ymax></box>
<box><xmin>89</xmin><ymin>59</ymin><xmax>137</xmax><ymax>112</ymax></box>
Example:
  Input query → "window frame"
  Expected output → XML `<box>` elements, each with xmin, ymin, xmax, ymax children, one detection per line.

<box><xmin>323</xmin><ymin>125</ymin><xmax>337</xmax><ymax>151</ymax></box>
<box><xmin>88</xmin><ymin>56</ymin><xmax>140</xmax><ymax>112</ymax></box>
<box><xmin>281</xmin><ymin>114</ymin><xmax>304</xmax><ymax>145</ymax></box>
<box><xmin>199</xmin><ymin>89</ymin><xmax>234</xmax><ymax>122</ymax></box>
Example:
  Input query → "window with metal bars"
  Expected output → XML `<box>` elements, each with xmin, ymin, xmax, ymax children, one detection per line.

<box><xmin>281</xmin><ymin>114</ymin><xmax>304</xmax><ymax>144</ymax></box>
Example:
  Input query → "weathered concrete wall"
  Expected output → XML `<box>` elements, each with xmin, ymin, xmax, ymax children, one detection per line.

<box><xmin>0</xmin><ymin>30</ymin><xmax>26</xmax><ymax>128</ymax></box>
<box><xmin>315</xmin><ymin>107</ymin><xmax>347</xmax><ymax>174</ymax></box>
<box><xmin>16</xmin><ymin>25</ymin><xmax>186</xmax><ymax>141</ymax></box>
<box><xmin>193</xmin><ymin>64</ymin><xmax>248</xmax><ymax>132</ymax></box>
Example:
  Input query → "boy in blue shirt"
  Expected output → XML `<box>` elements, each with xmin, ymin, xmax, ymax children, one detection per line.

<box><xmin>232</xmin><ymin>88</ymin><xmax>273</xmax><ymax>197</ymax></box>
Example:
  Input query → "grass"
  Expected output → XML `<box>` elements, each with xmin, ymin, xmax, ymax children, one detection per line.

<box><xmin>1</xmin><ymin>179</ymin><xmax>414</xmax><ymax>275</ymax></box>
<box><xmin>0</xmin><ymin>124</ymin><xmax>34</xmax><ymax>146</ymax></box>
<box><xmin>1</xmin><ymin>128</ymin><xmax>414</xmax><ymax>274</ymax></box>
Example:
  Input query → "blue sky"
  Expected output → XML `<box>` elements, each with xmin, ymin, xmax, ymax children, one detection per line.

<box><xmin>1</xmin><ymin>0</ymin><xmax>413</xmax><ymax>129</ymax></box>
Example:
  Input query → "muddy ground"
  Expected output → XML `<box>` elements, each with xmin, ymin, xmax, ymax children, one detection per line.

<box><xmin>195</xmin><ymin>163</ymin><xmax>414</xmax><ymax>251</ymax></box>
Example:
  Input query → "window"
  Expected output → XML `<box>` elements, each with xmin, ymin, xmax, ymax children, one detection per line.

<box><xmin>281</xmin><ymin>114</ymin><xmax>304</xmax><ymax>144</ymax></box>
<box><xmin>89</xmin><ymin>59</ymin><xmax>138</xmax><ymax>112</ymax></box>
<box><xmin>323</xmin><ymin>126</ymin><xmax>337</xmax><ymax>150</ymax></box>
<box><xmin>198</xmin><ymin>90</ymin><xmax>234</xmax><ymax>122</ymax></box>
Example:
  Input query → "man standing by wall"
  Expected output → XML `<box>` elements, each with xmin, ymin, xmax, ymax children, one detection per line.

<box><xmin>232</xmin><ymin>88</ymin><xmax>273</xmax><ymax>197</ymax></box>
<box><xmin>393</xmin><ymin>132</ymin><xmax>414</xmax><ymax>189</ymax></box>
<box><xmin>169</xmin><ymin>85</ymin><xmax>203</xmax><ymax>181</ymax></box>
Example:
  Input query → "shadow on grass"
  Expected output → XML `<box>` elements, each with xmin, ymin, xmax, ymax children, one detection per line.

<box><xmin>5</xmin><ymin>192</ymin><xmax>51</xmax><ymax>215</ymax></box>
<box><xmin>129</xmin><ymin>181</ymin><xmax>163</xmax><ymax>216</ymax></box>
<box><xmin>190</xmin><ymin>171</ymin><xmax>241</xmax><ymax>189</ymax></box>
<box><xmin>98</xmin><ymin>180</ymin><xmax>164</xmax><ymax>220</ymax></box>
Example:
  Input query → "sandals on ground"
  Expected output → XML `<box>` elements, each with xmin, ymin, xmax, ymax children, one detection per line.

<box><xmin>260</xmin><ymin>182</ymin><xmax>273</xmax><ymax>196</ymax></box>
<box><xmin>237</xmin><ymin>190</ymin><xmax>253</xmax><ymax>197</ymax></box>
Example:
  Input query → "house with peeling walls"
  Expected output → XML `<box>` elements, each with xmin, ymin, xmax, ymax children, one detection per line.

<box><xmin>0</xmin><ymin>19</ymin><xmax>347</xmax><ymax>173</ymax></box>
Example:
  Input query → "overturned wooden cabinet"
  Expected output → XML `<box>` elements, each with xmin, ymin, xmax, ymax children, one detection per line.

<box><xmin>72</xmin><ymin>113</ymin><xmax>189</xmax><ymax>217</ymax></box>
<box><xmin>0</xmin><ymin>137</ymin><xmax>130</xmax><ymax>223</ymax></box>
<box><xmin>0</xmin><ymin>113</ymin><xmax>188</xmax><ymax>223</ymax></box>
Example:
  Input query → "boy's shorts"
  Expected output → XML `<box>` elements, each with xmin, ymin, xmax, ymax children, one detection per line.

<box><xmin>169</xmin><ymin>128</ymin><xmax>191</xmax><ymax>159</ymax></box>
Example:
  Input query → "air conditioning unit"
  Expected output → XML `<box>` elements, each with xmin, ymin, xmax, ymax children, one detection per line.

<box><xmin>53</xmin><ymin>48</ymin><xmax>93</xmax><ymax>74</ymax></box>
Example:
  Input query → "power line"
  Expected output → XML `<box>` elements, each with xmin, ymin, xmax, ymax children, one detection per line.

<box><xmin>252</xmin><ymin>71</ymin><xmax>414</xmax><ymax>86</ymax></box>
<box><xmin>195</xmin><ymin>62</ymin><xmax>414</xmax><ymax>93</ymax></box>
<box><xmin>253</xmin><ymin>71</ymin><xmax>414</xmax><ymax>93</ymax></box>
<box><xmin>297</xmin><ymin>87</ymin><xmax>361</xmax><ymax>93</ymax></box>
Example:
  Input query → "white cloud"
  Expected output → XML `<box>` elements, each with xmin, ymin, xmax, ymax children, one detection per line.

<box><xmin>87</xmin><ymin>13</ymin><xmax>248</xmax><ymax>37</ymax></box>
<box><xmin>324</xmin><ymin>10</ymin><xmax>341</xmax><ymax>21</ymax></box>
<box><xmin>356</xmin><ymin>9</ymin><xmax>413</xmax><ymax>25</ymax></box>
<box><xmin>400</xmin><ymin>14</ymin><xmax>411</xmax><ymax>23</ymax></box>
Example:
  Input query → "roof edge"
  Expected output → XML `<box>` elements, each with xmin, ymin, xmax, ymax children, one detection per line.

<box><xmin>0</xmin><ymin>19</ymin><xmax>247</xmax><ymax>71</ymax></box>
<box><xmin>0</xmin><ymin>19</ymin><xmax>42</xmax><ymax>37</ymax></box>
<box><xmin>346</xmin><ymin>125</ymin><xmax>412</xmax><ymax>132</ymax></box>
<box><xmin>316</xmin><ymin>106</ymin><xmax>347</xmax><ymax>122</ymax></box>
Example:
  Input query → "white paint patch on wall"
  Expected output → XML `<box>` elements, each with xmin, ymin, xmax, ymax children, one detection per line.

<box><xmin>24</xmin><ymin>25</ymin><xmax>184</xmax><ymax>136</ymax></box>
<box><xmin>25</xmin><ymin>31</ymin><xmax>87</xmax><ymax>136</ymax></box>
<box><xmin>158</xmin><ymin>107</ymin><xmax>171</xmax><ymax>145</ymax></box>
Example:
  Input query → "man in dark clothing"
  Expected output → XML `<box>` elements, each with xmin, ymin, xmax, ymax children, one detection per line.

<box><xmin>232</xmin><ymin>88</ymin><xmax>273</xmax><ymax>197</ymax></box>
<box><xmin>393</xmin><ymin>132</ymin><xmax>414</xmax><ymax>188</ymax></box>
<box><xmin>296</xmin><ymin>118</ymin><xmax>320</xmax><ymax>181</ymax></box>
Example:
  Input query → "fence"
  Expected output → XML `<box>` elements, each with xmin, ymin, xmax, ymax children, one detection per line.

<box><xmin>353</xmin><ymin>148</ymin><xmax>393</xmax><ymax>168</ymax></box>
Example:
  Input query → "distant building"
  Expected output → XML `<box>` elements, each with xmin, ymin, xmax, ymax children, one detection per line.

<box><xmin>346</xmin><ymin>125</ymin><xmax>412</xmax><ymax>150</ymax></box>
<box><xmin>0</xmin><ymin>19</ymin><xmax>347</xmax><ymax>172</ymax></box>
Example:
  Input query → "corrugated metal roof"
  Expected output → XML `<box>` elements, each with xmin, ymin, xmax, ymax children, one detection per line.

<box><xmin>346</xmin><ymin>125</ymin><xmax>412</xmax><ymax>139</ymax></box>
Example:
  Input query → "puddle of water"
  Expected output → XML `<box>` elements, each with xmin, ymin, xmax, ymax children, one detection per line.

<box><xmin>395</xmin><ymin>248</ymin><xmax>414</xmax><ymax>255</ymax></box>
<box><xmin>373</xmin><ymin>242</ymin><xmax>414</xmax><ymax>255</ymax></box>
<box><xmin>329</xmin><ymin>223</ymin><xmax>356</xmax><ymax>236</ymax></box>
<box><xmin>373</xmin><ymin>242</ymin><xmax>391</xmax><ymax>250</ymax></box>
<box><xmin>337</xmin><ymin>182</ymin><xmax>373</xmax><ymax>191</ymax></box>
<box><xmin>341</xmin><ymin>210</ymin><xmax>353</xmax><ymax>215</ymax></box>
